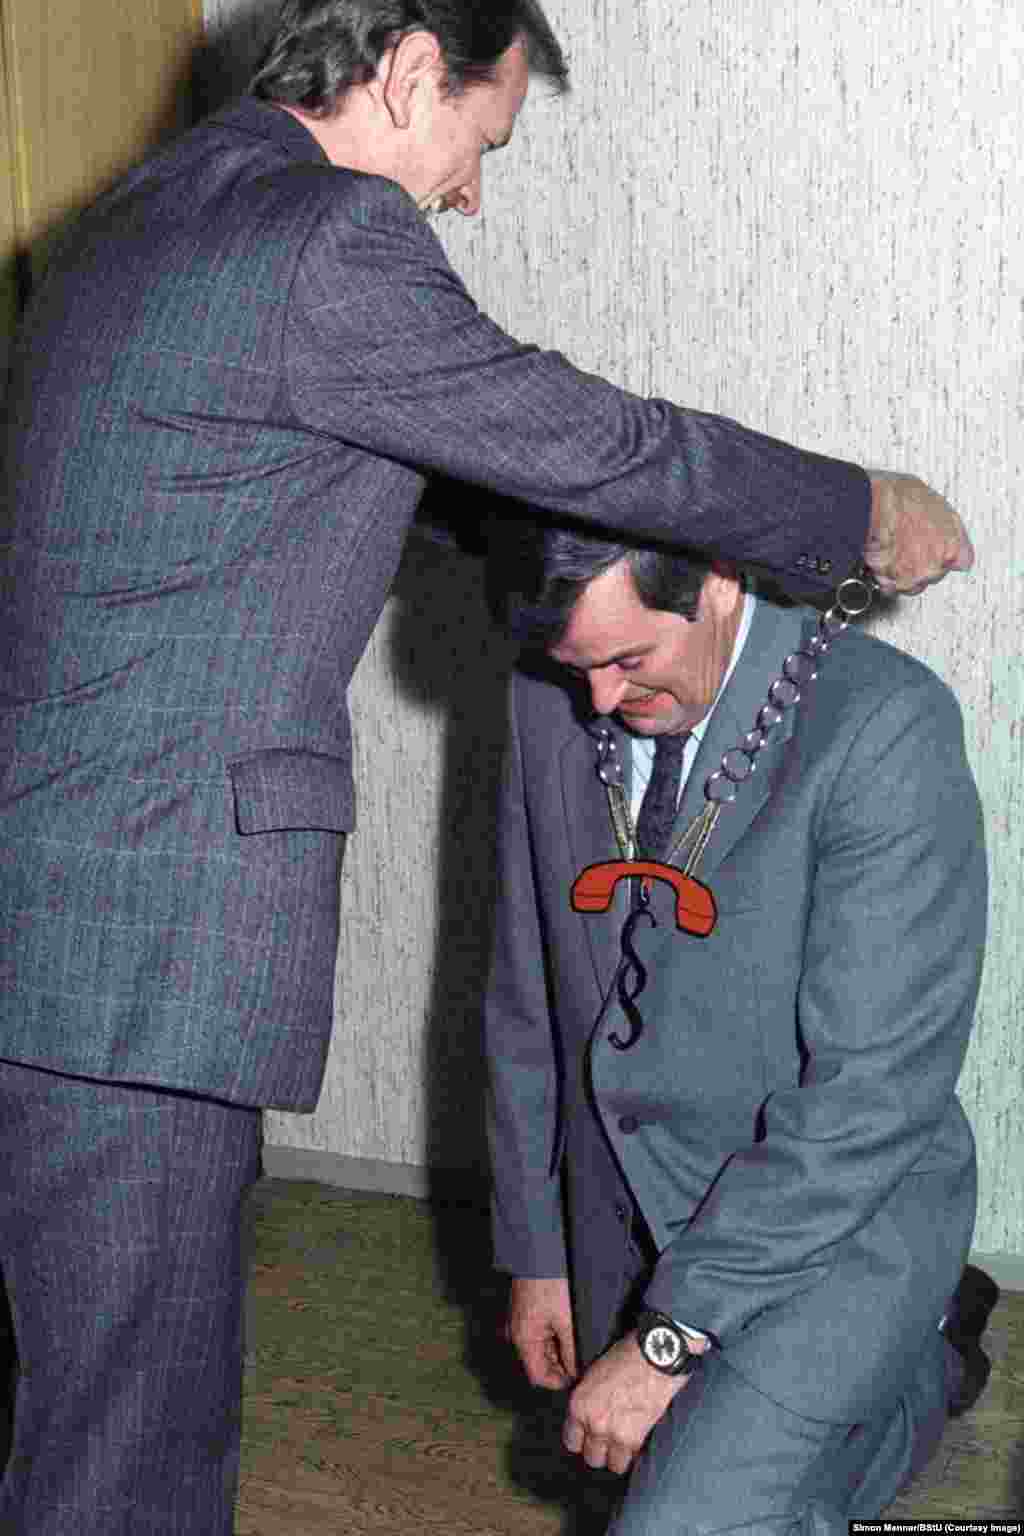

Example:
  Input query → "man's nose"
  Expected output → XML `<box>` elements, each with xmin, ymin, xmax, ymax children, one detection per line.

<box><xmin>588</xmin><ymin>669</ymin><xmax>628</xmax><ymax>716</ymax></box>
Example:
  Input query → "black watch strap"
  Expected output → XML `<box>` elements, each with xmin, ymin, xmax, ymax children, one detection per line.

<box><xmin>635</xmin><ymin>1309</ymin><xmax>704</xmax><ymax>1377</ymax></box>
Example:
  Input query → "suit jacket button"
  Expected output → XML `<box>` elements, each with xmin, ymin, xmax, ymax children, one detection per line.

<box><xmin>820</xmin><ymin>557</ymin><xmax>832</xmax><ymax>574</ymax></box>
<box><xmin>614</xmin><ymin>1202</ymin><xmax>628</xmax><ymax>1223</ymax></box>
<box><xmin>619</xmin><ymin>1115</ymin><xmax>639</xmax><ymax>1134</ymax></box>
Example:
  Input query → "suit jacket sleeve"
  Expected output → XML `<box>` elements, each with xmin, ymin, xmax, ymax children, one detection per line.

<box><xmin>643</xmin><ymin>674</ymin><xmax>987</xmax><ymax>1342</ymax></box>
<box><xmin>285</xmin><ymin>174</ymin><xmax>868</xmax><ymax>592</ymax></box>
<box><xmin>484</xmin><ymin>674</ymin><xmax>568</xmax><ymax>1278</ymax></box>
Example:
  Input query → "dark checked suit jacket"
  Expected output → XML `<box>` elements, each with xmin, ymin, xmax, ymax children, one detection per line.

<box><xmin>485</xmin><ymin>598</ymin><xmax>987</xmax><ymax>1420</ymax></box>
<box><xmin>1</xmin><ymin>98</ymin><xmax>869</xmax><ymax>1112</ymax></box>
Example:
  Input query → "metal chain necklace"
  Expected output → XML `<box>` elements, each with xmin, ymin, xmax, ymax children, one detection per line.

<box><xmin>569</xmin><ymin>571</ymin><xmax>877</xmax><ymax>1049</ymax></box>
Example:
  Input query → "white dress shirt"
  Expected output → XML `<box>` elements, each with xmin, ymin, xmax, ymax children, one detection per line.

<box><xmin>629</xmin><ymin>592</ymin><xmax>756</xmax><ymax>823</ymax></box>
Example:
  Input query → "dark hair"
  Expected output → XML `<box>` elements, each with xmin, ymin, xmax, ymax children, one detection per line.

<box><xmin>251</xmin><ymin>0</ymin><xmax>568</xmax><ymax>112</ymax></box>
<box><xmin>485</xmin><ymin>517</ymin><xmax>712</xmax><ymax>651</ymax></box>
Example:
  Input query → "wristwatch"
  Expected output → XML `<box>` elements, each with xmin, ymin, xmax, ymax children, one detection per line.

<box><xmin>635</xmin><ymin>1309</ymin><xmax>705</xmax><ymax>1377</ymax></box>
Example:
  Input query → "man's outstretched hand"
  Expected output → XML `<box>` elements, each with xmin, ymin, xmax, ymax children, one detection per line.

<box><xmin>865</xmin><ymin>471</ymin><xmax>974</xmax><ymax>596</ymax></box>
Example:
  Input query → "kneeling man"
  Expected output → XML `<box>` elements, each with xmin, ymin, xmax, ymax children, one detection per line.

<box><xmin>483</xmin><ymin>520</ymin><xmax>987</xmax><ymax>1531</ymax></box>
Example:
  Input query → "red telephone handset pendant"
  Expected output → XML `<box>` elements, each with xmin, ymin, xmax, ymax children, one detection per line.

<box><xmin>571</xmin><ymin>861</ymin><xmax>717</xmax><ymax>937</ymax></box>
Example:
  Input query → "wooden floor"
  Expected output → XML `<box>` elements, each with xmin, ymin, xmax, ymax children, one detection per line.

<box><xmin>236</xmin><ymin>1181</ymin><xmax>1024</xmax><ymax>1534</ymax></box>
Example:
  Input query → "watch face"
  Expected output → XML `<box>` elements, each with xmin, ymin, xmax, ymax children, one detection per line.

<box><xmin>642</xmin><ymin>1321</ymin><xmax>684</xmax><ymax>1369</ymax></box>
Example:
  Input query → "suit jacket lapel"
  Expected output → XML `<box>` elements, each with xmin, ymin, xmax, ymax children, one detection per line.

<box><xmin>561</xmin><ymin>719</ymin><xmax>629</xmax><ymax>994</ymax></box>
<box><xmin>673</xmin><ymin>599</ymin><xmax>810</xmax><ymax>883</ymax></box>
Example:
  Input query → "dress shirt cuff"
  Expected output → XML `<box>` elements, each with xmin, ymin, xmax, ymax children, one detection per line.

<box><xmin>678</xmin><ymin>1322</ymin><xmax>710</xmax><ymax>1345</ymax></box>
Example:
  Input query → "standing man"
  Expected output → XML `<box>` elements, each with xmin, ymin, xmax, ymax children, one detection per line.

<box><xmin>0</xmin><ymin>1</ymin><xmax>971</xmax><ymax>1531</ymax></box>
<box><xmin>484</xmin><ymin>520</ymin><xmax>987</xmax><ymax>1531</ymax></box>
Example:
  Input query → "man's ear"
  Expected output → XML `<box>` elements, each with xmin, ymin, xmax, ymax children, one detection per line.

<box><xmin>701</xmin><ymin>562</ymin><xmax>742</xmax><ymax>618</ymax></box>
<box><xmin>376</xmin><ymin>30</ymin><xmax>444</xmax><ymax>129</ymax></box>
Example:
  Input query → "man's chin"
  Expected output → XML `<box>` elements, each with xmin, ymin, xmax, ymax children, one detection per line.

<box><xmin>618</xmin><ymin>712</ymin><xmax>671</xmax><ymax>737</ymax></box>
<box><xmin>617</xmin><ymin>703</ymin><xmax>688</xmax><ymax>736</ymax></box>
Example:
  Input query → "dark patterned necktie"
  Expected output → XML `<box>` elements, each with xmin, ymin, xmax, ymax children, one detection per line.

<box><xmin>635</xmin><ymin>732</ymin><xmax>687</xmax><ymax>860</ymax></box>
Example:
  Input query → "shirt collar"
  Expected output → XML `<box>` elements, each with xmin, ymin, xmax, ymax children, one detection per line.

<box><xmin>689</xmin><ymin>589</ymin><xmax>756</xmax><ymax>748</ymax></box>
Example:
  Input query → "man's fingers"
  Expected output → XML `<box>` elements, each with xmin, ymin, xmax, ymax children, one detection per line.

<box><xmin>509</xmin><ymin>1317</ymin><xmax>575</xmax><ymax>1388</ymax></box>
<box><xmin>563</xmin><ymin>1415</ymin><xmax>585</xmax><ymax>1456</ymax></box>
<box><xmin>583</xmin><ymin>1436</ymin><xmax>615</xmax><ymax>1471</ymax></box>
<box><xmin>516</xmin><ymin>1334</ymin><xmax>570</xmax><ymax>1390</ymax></box>
<box><xmin>562</xmin><ymin>1419</ymin><xmax>636</xmax><ymax>1474</ymax></box>
<box><xmin>606</xmin><ymin>1442</ymin><xmax>635</xmax><ymax>1476</ymax></box>
<box><xmin>561</xmin><ymin>1335</ymin><xmax>684</xmax><ymax>1476</ymax></box>
<box><xmin>874</xmin><ymin>561</ymin><xmax>963</xmax><ymax>598</ymax></box>
<box><xmin>542</xmin><ymin>1336</ymin><xmax>575</xmax><ymax>1389</ymax></box>
<box><xmin>527</xmin><ymin>1360</ymin><xmax>563</xmax><ymax>1389</ymax></box>
<box><xmin>864</xmin><ymin>472</ymin><xmax>973</xmax><ymax>594</ymax></box>
<box><xmin>951</xmin><ymin>526</ymin><xmax>975</xmax><ymax>571</ymax></box>
<box><xmin>505</xmin><ymin>1277</ymin><xmax>577</xmax><ymax>1389</ymax></box>
<box><xmin>562</xmin><ymin>1423</ymin><xmax>622</xmax><ymax>1472</ymax></box>
<box><xmin>559</xmin><ymin>1326</ymin><xmax>579</xmax><ymax>1382</ymax></box>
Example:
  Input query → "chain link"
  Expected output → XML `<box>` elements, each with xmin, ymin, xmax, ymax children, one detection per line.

<box><xmin>703</xmin><ymin>571</ymin><xmax>876</xmax><ymax>805</ymax></box>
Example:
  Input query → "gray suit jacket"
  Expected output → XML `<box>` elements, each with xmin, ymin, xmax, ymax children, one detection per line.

<box><xmin>486</xmin><ymin>598</ymin><xmax>986</xmax><ymax>1420</ymax></box>
<box><xmin>1</xmin><ymin>98</ymin><xmax>868</xmax><ymax>1110</ymax></box>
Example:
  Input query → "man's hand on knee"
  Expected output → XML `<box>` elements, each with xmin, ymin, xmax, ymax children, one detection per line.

<box><xmin>506</xmin><ymin>1275</ymin><xmax>578</xmax><ymax>1390</ymax></box>
<box><xmin>562</xmin><ymin>1332</ymin><xmax>703</xmax><ymax>1476</ymax></box>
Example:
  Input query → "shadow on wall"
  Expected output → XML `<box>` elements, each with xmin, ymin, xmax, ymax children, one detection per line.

<box><xmin>192</xmin><ymin>0</ymin><xmax>281</xmax><ymax>119</ymax></box>
<box><xmin>378</xmin><ymin>498</ymin><xmax>604</xmax><ymax>1533</ymax></box>
<box><xmin>382</xmin><ymin>485</ymin><xmax>520</xmax><ymax>1192</ymax></box>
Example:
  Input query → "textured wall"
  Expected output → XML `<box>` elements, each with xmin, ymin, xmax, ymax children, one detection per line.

<box><xmin>207</xmin><ymin>0</ymin><xmax>1023</xmax><ymax>1257</ymax></box>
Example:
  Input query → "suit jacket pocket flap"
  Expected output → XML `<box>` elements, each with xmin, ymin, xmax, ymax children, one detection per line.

<box><xmin>228</xmin><ymin>749</ymin><xmax>354</xmax><ymax>834</ymax></box>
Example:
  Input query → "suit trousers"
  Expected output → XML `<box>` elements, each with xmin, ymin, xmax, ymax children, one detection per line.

<box><xmin>606</xmin><ymin>1322</ymin><xmax>948</xmax><ymax>1536</ymax></box>
<box><xmin>564</xmin><ymin>1112</ymin><xmax>952</xmax><ymax>1535</ymax></box>
<box><xmin>0</xmin><ymin>1060</ymin><xmax>262</xmax><ymax>1535</ymax></box>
